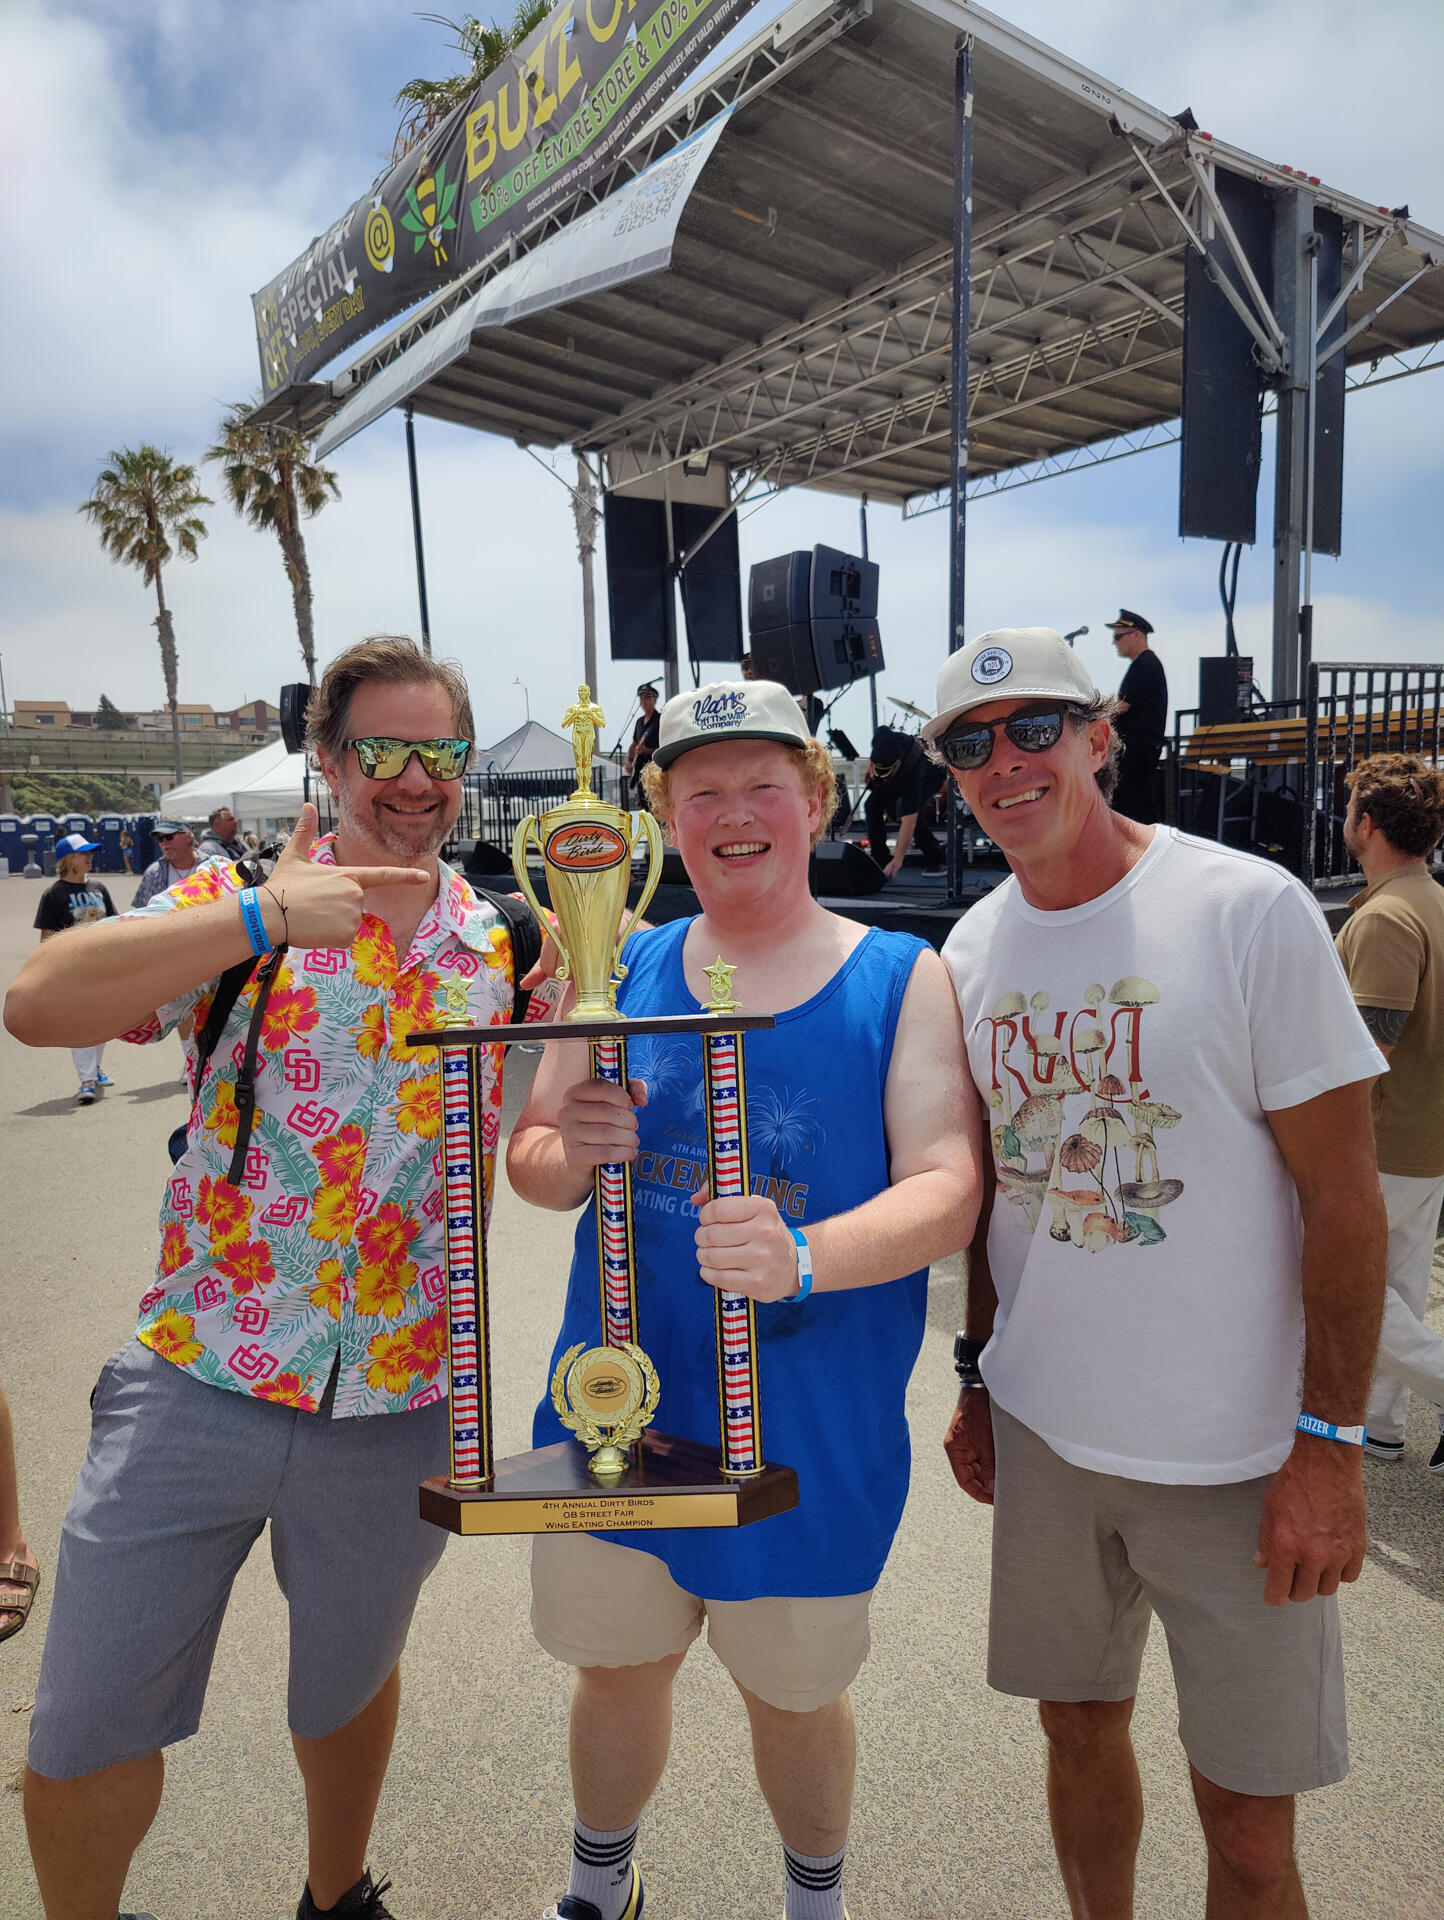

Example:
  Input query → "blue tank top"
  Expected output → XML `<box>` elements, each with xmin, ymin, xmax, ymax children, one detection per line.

<box><xmin>532</xmin><ymin>917</ymin><xmax>930</xmax><ymax>1599</ymax></box>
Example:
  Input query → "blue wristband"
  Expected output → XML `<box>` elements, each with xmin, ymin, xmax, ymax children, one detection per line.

<box><xmin>786</xmin><ymin>1226</ymin><xmax>813</xmax><ymax>1303</ymax></box>
<box><xmin>1296</xmin><ymin>1411</ymin><xmax>1367</xmax><ymax>1446</ymax></box>
<box><xmin>238</xmin><ymin>887</ymin><xmax>271</xmax><ymax>958</ymax></box>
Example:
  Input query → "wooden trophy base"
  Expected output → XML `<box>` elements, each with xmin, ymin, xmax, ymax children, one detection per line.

<box><xmin>420</xmin><ymin>1430</ymin><xmax>799</xmax><ymax>1536</ymax></box>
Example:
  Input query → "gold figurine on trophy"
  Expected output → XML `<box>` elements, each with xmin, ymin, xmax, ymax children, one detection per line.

<box><xmin>512</xmin><ymin>686</ymin><xmax>664</xmax><ymax>1021</ymax></box>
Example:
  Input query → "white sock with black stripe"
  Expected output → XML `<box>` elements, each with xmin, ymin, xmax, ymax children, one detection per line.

<box><xmin>783</xmin><ymin>1842</ymin><xmax>846</xmax><ymax>1920</ymax></box>
<box><xmin>567</xmin><ymin>1818</ymin><xmax>638</xmax><ymax>1919</ymax></box>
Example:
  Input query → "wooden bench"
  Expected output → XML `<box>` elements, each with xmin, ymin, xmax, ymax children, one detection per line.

<box><xmin>1181</xmin><ymin>708</ymin><xmax>1443</xmax><ymax>771</ymax></box>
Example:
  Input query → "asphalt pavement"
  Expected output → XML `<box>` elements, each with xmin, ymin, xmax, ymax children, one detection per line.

<box><xmin>0</xmin><ymin>872</ymin><xmax>1440</xmax><ymax>1918</ymax></box>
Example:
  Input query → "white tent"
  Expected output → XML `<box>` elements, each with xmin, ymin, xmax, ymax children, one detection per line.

<box><xmin>156</xmin><ymin>740</ymin><xmax>310</xmax><ymax>823</ymax></box>
<box><xmin>477</xmin><ymin>720</ymin><xmax>575</xmax><ymax>774</ymax></box>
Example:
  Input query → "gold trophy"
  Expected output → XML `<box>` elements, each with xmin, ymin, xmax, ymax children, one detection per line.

<box><xmin>410</xmin><ymin>687</ymin><xmax>799</xmax><ymax>1535</ymax></box>
<box><xmin>510</xmin><ymin>684</ymin><xmax>665</xmax><ymax>1022</ymax></box>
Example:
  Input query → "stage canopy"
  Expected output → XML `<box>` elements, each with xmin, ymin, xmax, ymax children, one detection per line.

<box><xmin>269</xmin><ymin>0</ymin><xmax>1444</xmax><ymax>509</ymax></box>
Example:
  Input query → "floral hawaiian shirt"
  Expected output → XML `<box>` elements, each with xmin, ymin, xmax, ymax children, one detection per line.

<box><xmin>121</xmin><ymin>836</ymin><xmax>517</xmax><ymax>1416</ymax></box>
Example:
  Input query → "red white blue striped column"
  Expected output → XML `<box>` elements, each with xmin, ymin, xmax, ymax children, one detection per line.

<box><xmin>704</xmin><ymin>1029</ymin><xmax>762</xmax><ymax>1476</ymax></box>
<box><xmin>590</xmin><ymin>1037</ymin><xmax>639</xmax><ymax>1348</ymax></box>
<box><xmin>441</xmin><ymin>1044</ymin><xmax>493</xmax><ymax>1487</ymax></box>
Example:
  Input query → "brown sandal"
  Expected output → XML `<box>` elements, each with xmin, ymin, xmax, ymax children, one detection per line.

<box><xmin>0</xmin><ymin>1556</ymin><xmax>39</xmax><ymax>1642</ymax></box>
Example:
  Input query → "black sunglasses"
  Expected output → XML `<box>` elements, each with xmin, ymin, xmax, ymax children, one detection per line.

<box><xmin>937</xmin><ymin>706</ymin><xmax>1074</xmax><ymax>772</ymax></box>
<box><xmin>348</xmin><ymin>736</ymin><xmax>472</xmax><ymax>781</ymax></box>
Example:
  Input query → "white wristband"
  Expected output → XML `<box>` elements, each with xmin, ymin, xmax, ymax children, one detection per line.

<box><xmin>1296</xmin><ymin>1412</ymin><xmax>1366</xmax><ymax>1446</ymax></box>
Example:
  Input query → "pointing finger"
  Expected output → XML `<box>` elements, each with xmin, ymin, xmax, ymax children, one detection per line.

<box><xmin>348</xmin><ymin>866</ymin><xmax>432</xmax><ymax>889</ymax></box>
<box><xmin>279</xmin><ymin>804</ymin><xmax>319</xmax><ymax>864</ymax></box>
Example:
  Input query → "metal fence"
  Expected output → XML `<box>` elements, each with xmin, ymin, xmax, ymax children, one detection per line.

<box><xmin>455</xmin><ymin>758</ymin><xmax>627</xmax><ymax>850</ymax></box>
<box><xmin>1165</xmin><ymin>661</ymin><xmax>1443</xmax><ymax>890</ymax></box>
<box><xmin>1301</xmin><ymin>662</ymin><xmax>1444</xmax><ymax>887</ymax></box>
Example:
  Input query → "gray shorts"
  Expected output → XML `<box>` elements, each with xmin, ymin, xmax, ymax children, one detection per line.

<box><xmin>30</xmin><ymin>1340</ymin><xmax>448</xmax><ymax>1780</ymax></box>
<box><xmin>988</xmin><ymin>1404</ymin><xmax>1348</xmax><ymax>1797</ymax></box>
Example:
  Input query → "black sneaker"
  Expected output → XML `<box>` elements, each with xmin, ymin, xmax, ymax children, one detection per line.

<box><xmin>1362</xmin><ymin>1435</ymin><xmax>1404</xmax><ymax>1461</ymax></box>
<box><xmin>297</xmin><ymin>1871</ymin><xmax>396</xmax><ymax>1919</ymax></box>
<box><xmin>1429</xmin><ymin>1431</ymin><xmax>1444</xmax><ymax>1475</ymax></box>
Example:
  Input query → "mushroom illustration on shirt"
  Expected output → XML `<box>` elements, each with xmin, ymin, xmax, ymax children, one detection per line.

<box><xmin>982</xmin><ymin>976</ymin><xmax>1183</xmax><ymax>1252</ymax></box>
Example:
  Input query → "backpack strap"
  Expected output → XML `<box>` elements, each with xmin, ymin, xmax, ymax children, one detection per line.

<box><xmin>225</xmin><ymin>944</ymin><xmax>288</xmax><ymax>1188</ymax></box>
<box><xmin>473</xmin><ymin>887</ymin><xmax>542</xmax><ymax>1024</ymax></box>
<box><xmin>190</xmin><ymin>857</ymin><xmax>267</xmax><ymax>1084</ymax></box>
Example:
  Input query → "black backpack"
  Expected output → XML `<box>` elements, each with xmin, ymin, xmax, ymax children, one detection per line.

<box><xmin>167</xmin><ymin>883</ymin><xmax>541</xmax><ymax>1170</ymax></box>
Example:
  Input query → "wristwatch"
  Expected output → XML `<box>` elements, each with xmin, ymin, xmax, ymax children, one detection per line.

<box><xmin>953</xmin><ymin>1332</ymin><xmax>987</xmax><ymax>1389</ymax></box>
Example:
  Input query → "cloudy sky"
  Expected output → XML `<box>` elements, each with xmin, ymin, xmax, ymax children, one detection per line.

<box><xmin>2</xmin><ymin>0</ymin><xmax>1441</xmax><ymax>754</ymax></box>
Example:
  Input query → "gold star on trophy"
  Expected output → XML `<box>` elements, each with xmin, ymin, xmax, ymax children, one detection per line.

<box><xmin>704</xmin><ymin>955</ymin><xmax>738</xmax><ymax>1013</ymax></box>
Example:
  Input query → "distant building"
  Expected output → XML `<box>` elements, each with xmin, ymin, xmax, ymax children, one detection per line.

<box><xmin>220</xmin><ymin>700</ymin><xmax>282</xmax><ymax>734</ymax></box>
<box><xmin>11</xmin><ymin>698</ymin><xmax>282</xmax><ymax>736</ymax></box>
<box><xmin>14</xmin><ymin>700</ymin><xmax>72</xmax><ymax>728</ymax></box>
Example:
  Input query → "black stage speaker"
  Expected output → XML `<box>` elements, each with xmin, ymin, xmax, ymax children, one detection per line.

<box><xmin>604</xmin><ymin>496</ymin><xmax>670</xmax><ymax>660</ymax></box>
<box><xmin>1311</xmin><ymin>206</ymin><xmax>1346</xmax><ymax>559</ymax></box>
<box><xmin>279</xmin><ymin>682</ymin><xmax>310</xmax><ymax>753</ymax></box>
<box><xmin>604</xmin><ymin>495</ymin><xmax>743</xmax><ymax>663</ymax></box>
<box><xmin>1198</xmin><ymin>655</ymin><xmax>1254</xmax><ymax>725</ymax></box>
<box><xmin>676</xmin><ymin>504</ymin><xmax>743</xmax><ymax>663</ymax></box>
<box><xmin>1179</xmin><ymin>170</ymin><xmax>1274</xmax><ymax>546</ymax></box>
<box><xmin>810</xmin><ymin>543</ymin><xmax>883</xmax><ymax>686</ymax></box>
<box><xmin>809</xmin><ymin>840</ymin><xmax>886</xmax><ymax>897</ymax></box>
<box><xmin>748</xmin><ymin>548</ymin><xmax>884</xmax><ymax>695</ymax></box>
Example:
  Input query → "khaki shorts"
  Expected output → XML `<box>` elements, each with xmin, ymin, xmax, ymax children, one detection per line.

<box><xmin>988</xmin><ymin>1405</ymin><xmax>1348</xmax><ymax>1797</ymax></box>
<box><xmin>531</xmin><ymin>1532</ymin><xmax>871</xmax><ymax>1712</ymax></box>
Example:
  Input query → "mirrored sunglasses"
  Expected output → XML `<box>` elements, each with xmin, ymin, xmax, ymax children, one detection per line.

<box><xmin>348</xmin><ymin>736</ymin><xmax>472</xmax><ymax>781</ymax></box>
<box><xmin>938</xmin><ymin>706</ymin><xmax>1072</xmax><ymax>772</ymax></box>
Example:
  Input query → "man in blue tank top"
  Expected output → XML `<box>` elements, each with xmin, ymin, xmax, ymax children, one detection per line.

<box><xmin>509</xmin><ymin>680</ymin><xmax>983</xmax><ymax>1920</ymax></box>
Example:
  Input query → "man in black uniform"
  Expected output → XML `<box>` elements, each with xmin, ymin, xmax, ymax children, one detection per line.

<box><xmin>863</xmin><ymin>725</ymin><xmax>945</xmax><ymax>877</ymax></box>
<box><xmin>1108</xmin><ymin>609</ymin><xmax>1168</xmax><ymax>824</ymax></box>
<box><xmin>625</xmin><ymin>684</ymin><xmax>660</xmax><ymax>804</ymax></box>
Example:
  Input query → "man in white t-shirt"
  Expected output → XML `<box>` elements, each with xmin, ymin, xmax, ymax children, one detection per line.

<box><xmin>934</xmin><ymin>629</ymin><xmax>1386</xmax><ymax>1918</ymax></box>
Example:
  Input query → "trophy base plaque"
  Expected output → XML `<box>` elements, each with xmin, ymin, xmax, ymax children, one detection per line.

<box><xmin>420</xmin><ymin>1431</ymin><xmax>799</xmax><ymax>1537</ymax></box>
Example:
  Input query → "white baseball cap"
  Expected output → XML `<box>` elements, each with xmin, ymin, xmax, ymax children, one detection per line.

<box><xmin>652</xmin><ymin>678</ymin><xmax>813</xmax><ymax>769</ymax></box>
<box><xmin>922</xmin><ymin>628</ymin><xmax>1100</xmax><ymax>747</ymax></box>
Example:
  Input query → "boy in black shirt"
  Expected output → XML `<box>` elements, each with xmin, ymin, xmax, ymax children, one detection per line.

<box><xmin>33</xmin><ymin>835</ymin><xmax>118</xmax><ymax>1104</ymax></box>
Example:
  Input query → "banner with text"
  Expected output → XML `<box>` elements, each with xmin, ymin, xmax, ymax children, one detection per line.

<box><xmin>252</xmin><ymin>0</ymin><xmax>753</xmax><ymax>398</ymax></box>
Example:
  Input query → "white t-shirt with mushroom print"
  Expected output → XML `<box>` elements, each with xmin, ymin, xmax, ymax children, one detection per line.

<box><xmin>943</xmin><ymin>828</ymin><xmax>1383</xmax><ymax>1485</ymax></box>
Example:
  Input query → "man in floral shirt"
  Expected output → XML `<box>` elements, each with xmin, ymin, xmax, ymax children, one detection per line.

<box><xmin>7</xmin><ymin>637</ymin><xmax>537</xmax><ymax>1920</ymax></box>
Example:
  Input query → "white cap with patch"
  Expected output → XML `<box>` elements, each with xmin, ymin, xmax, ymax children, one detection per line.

<box><xmin>652</xmin><ymin>678</ymin><xmax>812</xmax><ymax>769</ymax></box>
<box><xmin>922</xmin><ymin>628</ymin><xmax>1100</xmax><ymax>747</ymax></box>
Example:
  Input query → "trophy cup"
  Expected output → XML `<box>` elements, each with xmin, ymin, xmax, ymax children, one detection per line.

<box><xmin>410</xmin><ymin>686</ymin><xmax>799</xmax><ymax>1536</ymax></box>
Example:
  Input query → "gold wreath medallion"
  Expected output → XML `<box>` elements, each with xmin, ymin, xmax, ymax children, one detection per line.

<box><xmin>551</xmin><ymin>1340</ymin><xmax>660</xmax><ymax>1478</ymax></box>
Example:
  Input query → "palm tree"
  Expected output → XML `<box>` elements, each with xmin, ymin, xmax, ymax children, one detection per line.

<box><xmin>207</xmin><ymin>402</ymin><xmax>339</xmax><ymax>683</ymax></box>
<box><xmin>79</xmin><ymin>447</ymin><xmax>210</xmax><ymax>787</ymax></box>
<box><xmin>393</xmin><ymin>4</ymin><xmax>554</xmax><ymax>161</ymax></box>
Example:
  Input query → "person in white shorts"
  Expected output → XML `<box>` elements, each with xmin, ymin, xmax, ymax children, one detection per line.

<box><xmin>1335</xmin><ymin>752</ymin><xmax>1444</xmax><ymax>1469</ymax></box>
<box><xmin>935</xmin><ymin>629</ymin><xmax>1387</xmax><ymax>1919</ymax></box>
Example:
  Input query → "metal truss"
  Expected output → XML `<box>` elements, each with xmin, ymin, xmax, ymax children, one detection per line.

<box><xmin>594</xmin><ymin>163</ymin><xmax>1197</xmax><ymax>493</ymax></box>
<box><xmin>900</xmin><ymin>335</ymin><xmax>1444</xmax><ymax>516</ymax></box>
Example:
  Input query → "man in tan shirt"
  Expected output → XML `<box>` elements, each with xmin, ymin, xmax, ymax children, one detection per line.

<box><xmin>1336</xmin><ymin>752</ymin><xmax>1444</xmax><ymax>1471</ymax></box>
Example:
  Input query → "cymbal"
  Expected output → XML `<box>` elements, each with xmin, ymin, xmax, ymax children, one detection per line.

<box><xmin>888</xmin><ymin>697</ymin><xmax>931</xmax><ymax>721</ymax></box>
